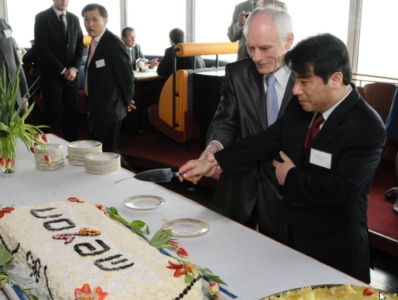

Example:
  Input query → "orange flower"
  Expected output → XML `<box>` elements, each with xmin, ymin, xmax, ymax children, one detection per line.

<box><xmin>74</xmin><ymin>283</ymin><xmax>108</xmax><ymax>300</ymax></box>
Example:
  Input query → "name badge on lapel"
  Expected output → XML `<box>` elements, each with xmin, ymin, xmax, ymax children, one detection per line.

<box><xmin>95</xmin><ymin>59</ymin><xmax>105</xmax><ymax>68</ymax></box>
<box><xmin>3</xmin><ymin>29</ymin><xmax>11</xmax><ymax>38</ymax></box>
<box><xmin>310</xmin><ymin>149</ymin><xmax>332</xmax><ymax>169</ymax></box>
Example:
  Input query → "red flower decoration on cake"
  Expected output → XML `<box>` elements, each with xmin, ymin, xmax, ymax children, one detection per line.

<box><xmin>74</xmin><ymin>283</ymin><xmax>108</xmax><ymax>300</ymax></box>
<box><xmin>166</xmin><ymin>260</ymin><xmax>187</xmax><ymax>277</ymax></box>
<box><xmin>0</xmin><ymin>206</ymin><xmax>15</xmax><ymax>218</ymax></box>
<box><xmin>68</xmin><ymin>197</ymin><xmax>86</xmax><ymax>203</ymax></box>
<box><xmin>95</xmin><ymin>204</ymin><xmax>106</xmax><ymax>214</ymax></box>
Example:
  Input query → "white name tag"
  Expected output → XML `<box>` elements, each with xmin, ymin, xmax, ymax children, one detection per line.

<box><xmin>95</xmin><ymin>59</ymin><xmax>105</xmax><ymax>68</ymax></box>
<box><xmin>3</xmin><ymin>29</ymin><xmax>11</xmax><ymax>38</ymax></box>
<box><xmin>309</xmin><ymin>149</ymin><xmax>332</xmax><ymax>169</ymax></box>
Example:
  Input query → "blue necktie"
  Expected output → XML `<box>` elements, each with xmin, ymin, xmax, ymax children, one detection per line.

<box><xmin>266</xmin><ymin>73</ymin><xmax>278</xmax><ymax>126</ymax></box>
<box><xmin>253</xmin><ymin>2</ymin><xmax>258</xmax><ymax>10</ymax></box>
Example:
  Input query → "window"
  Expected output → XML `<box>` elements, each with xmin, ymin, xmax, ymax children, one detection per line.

<box><xmin>283</xmin><ymin>0</ymin><xmax>350</xmax><ymax>47</ymax></box>
<box><xmin>125</xmin><ymin>0</ymin><xmax>185</xmax><ymax>56</ymax></box>
<box><xmin>357</xmin><ymin>0</ymin><xmax>398</xmax><ymax>78</ymax></box>
<box><xmin>195</xmin><ymin>0</ymin><xmax>243</xmax><ymax>62</ymax></box>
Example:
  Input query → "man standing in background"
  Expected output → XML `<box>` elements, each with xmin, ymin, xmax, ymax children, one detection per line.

<box><xmin>82</xmin><ymin>4</ymin><xmax>135</xmax><ymax>169</ymax></box>
<box><xmin>199</xmin><ymin>7</ymin><xmax>295</xmax><ymax>242</ymax></box>
<box><xmin>0</xmin><ymin>18</ymin><xmax>29</xmax><ymax>111</ymax></box>
<box><xmin>228</xmin><ymin>0</ymin><xmax>287</xmax><ymax>60</ymax></box>
<box><xmin>34</xmin><ymin>0</ymin><xmax>84</xmax><ymax>142</ymax></box>
<box><xmin>121</xmin><ymin>27</ymin><xmax>158</xmax><ymax>70</ymax></box>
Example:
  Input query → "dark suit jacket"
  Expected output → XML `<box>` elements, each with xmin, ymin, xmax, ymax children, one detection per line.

<box><xmin>34</xmin><ymin>7</ymin><xmax>83</xmax><ymax>88</ymax></box>
<box><xmin>215</xmin><ymin>85</ymin><xmax>386</xmax><ymax>283</ymax></box>
<box><xmin>207</xmin><ymin>58</ymin><xmax>294</xmax><ymax>237</ymax></box>
<box><xmin>85</xmin><ymin>29</ymin><xmax>134</xmax><ymax>126</ymax></box>
<box><xmin>0</xmin><ymin>18</ymin><xmax>28</xmax><ymax>106</ymax></box>
<box><xmin>157</xmin><ymin>45</ymin><xmax>205</xmax><ymax>77</ymax></box>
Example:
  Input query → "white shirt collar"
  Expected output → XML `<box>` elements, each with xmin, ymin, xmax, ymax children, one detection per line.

<box><xmin>52</xmin><ymin>7</ymin><xmax>67</xmax><ymax>18</ymax></box>
<box><xmin>93</xmin><ymin>29</ymin><xmax>106</xmax><ymax>43</ymax></box>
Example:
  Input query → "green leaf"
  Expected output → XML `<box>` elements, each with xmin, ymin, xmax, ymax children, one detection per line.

<box><xmin>14</xmin><ymin>284</ymin><xmax>39</xmax><ymax>300</ymax></box>
<box><xmin>184</xmin><ymin>273</ymin><xmax>194</xmax><ymax>284</ymax></box>
<box><xmin>150</xmin><ymin>229</ymin><xmax>173</xmax><ymax>248</ymax></box>
<box><xmin>0</xmin><ymin>245</ymin><xmax>14</xmax><ymax>267</ymax></box>
<box><xmin>200</xmin><ymin>267</ymin><xmax>227</xmax><ymax>285</ymax></box>
<box><xmin>0</xmin><ymin>122</ymin><xmax>10</xmax><ymax>134</ymax></box>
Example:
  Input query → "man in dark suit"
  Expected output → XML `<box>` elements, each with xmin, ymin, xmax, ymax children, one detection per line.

<box><xmin>82</xmin><ymin>4</ymin><xmax>135</xmax><ymax>158</ymax></box>
<box><xmin>180</xmin><ymin>34</ymin><xmax>386</xmax><ymax>283</ymax></box>
<box><xmin>228</xmin><ymin>0</ymin><xmax>287</xmax><ymax>60</ymax></box>
<box><xmin>34</xmin><ymin>0</ymin><xmax>84</xmax><ymax>142</ymax></box>
<box><xmin>196</xmin><ymin>7</ymin><xmax>294</xmax><ymax>241</ymax></box>
<box><xmin>121</xmin><ymin>27</ymin><xmax>158</xmax><ymax>70</ymax></box>
<box><xmin>157</xmin><ymin>28</ymin><xmax>205</xmax><ymax>77</ymax></box>
<box><xmin>0</xmin><ymin>18</ymin><xmax>29</xmax><ymax>111</ymax></box>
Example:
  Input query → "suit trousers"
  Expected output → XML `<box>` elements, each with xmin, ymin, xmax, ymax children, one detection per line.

<box><xmin>38</xmin><ymin>77</ymin><xmax>79</xmax><ymax>142</ymax></box>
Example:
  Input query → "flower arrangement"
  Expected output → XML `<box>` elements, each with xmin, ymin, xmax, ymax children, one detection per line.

<box><xmin>107</xmin><ymin>207</ymin><xmax>227</xmax><ymax>296</ymax></box>
<box><xmin>0</xmin><ymin>66</ymin><xmax>49</xmax><ymax>173</ymax></box>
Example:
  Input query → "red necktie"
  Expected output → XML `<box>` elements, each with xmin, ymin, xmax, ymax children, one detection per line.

<box><xmin>302</xmin><ymin>113</ymin><xmax>324</xmax><ymax>156</ymax></box>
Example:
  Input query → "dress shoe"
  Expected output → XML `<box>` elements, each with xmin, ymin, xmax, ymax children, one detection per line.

<box><xmin>384</xmin><ymin>187</ymin><xmax>398</xmax><ymax>200</ymax></box>
<box><xmin>394</xmin><ymin>198</ymin><xmax>398</xmax><ymax>214</ymax></box>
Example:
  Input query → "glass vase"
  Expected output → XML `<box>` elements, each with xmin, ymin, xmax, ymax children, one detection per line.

<box><xmin>0</xmin><ymin>135</ymin><xmax>17</xmax><ymax>174</ymax></box>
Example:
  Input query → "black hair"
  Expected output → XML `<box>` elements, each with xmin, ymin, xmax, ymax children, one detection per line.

<box><xmin>121</xmin><ymin>27</ymin><xmax>134</xmax><ymax>38</ymax></box>
<box><xmin>284</xmin><ymin>33</ymin><xmax>352</xmax><ymax>85</ymax></box>
<box><xmin>81</xmin><ymin>4</ymin><xmax>108</xmax><ymax>18</ymax></box>
<box><xmin>169</xmin><ymin>28</ymin><xmax>184</xmax><ymax>44</ymax></box>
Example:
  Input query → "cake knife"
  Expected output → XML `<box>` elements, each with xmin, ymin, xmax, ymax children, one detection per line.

<box><xmin>134</xmin><ymin>168</ymin><xmax>184</xmax><ymax>182</ymax></box>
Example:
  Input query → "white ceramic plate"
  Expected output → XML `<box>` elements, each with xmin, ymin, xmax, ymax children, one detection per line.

<box><xmin>69</xmin><ymin>140</ymin><xmax>101</xmax><ymax>149</ymax></box>
<box><xmin>124</xmin><ymin>195</ymin><xmax>166</xmax><ymax>210</ymax></box>
<box><xmin>162</xmin><ymin>218</ymin><xmax>210</xmax><ymax>237</ymax></box>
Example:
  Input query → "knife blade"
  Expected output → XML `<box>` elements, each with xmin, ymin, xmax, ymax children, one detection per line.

<box><xmin>134</xmin><ymin>168</ymin><xmax>184</xmax><ymax>182</ymax></box>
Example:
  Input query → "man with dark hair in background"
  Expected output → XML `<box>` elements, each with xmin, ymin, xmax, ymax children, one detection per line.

<box><xmin>121</xmin><ymin>27</ymin><xmax>158</xmax><ymax>70</ymax></box>
<box><xmin>34</xmin><ymin>0</ymin><xmax>84</xmax><ymax>141</ymax></box>
<box><xmin>157</xmin><ymin>28</ymin><xmax>205</xmax><ymax>77</ymax></box>
<box><xmin>82</xmin><ymin>3</ymin><xmax>135</xmax><ymax>169</ymax></box>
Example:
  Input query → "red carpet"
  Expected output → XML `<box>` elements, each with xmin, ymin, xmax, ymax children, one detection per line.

<box><xmin>368</xmin><ymin>161</ymin><xmax>398</xmax><ymax>241</ymax></box>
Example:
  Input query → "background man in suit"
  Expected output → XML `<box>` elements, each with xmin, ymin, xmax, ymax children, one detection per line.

<box><xmin>34</xmin><ymin>0</ymin><xmax>84</xmax><ymax>142</ymax></box>
<box><xmin>228</xmin><ymin>0</ymin><xmax>287</xmax><ymax>60</ymax></box>
<box><xmin>121</xmin><ymin>27</ymin><xmax>158</xmax><ymax>70</ymax></box>
<box><xmin>180</xmin><ymin>33</ymin><xmax>386</xmax><ymax>283</ymax></box>
<box><xmin>0</xmin><ymin>18</ymin><xmax>29</xmax><ymax>111</ymax></box>
<box><xmin>82</xmin><ymin>4</ymin><xmax>135</xmax><ymax>162</ymax></box>
<box><xmin>157</xmin><ymin>28</ymin><xmax>205</xmax><ymax>77</ymax></box>
<box><xmin>197</xmin><ymin>7</ymin><xmax>294</xmax><ymax>242</ymax></box>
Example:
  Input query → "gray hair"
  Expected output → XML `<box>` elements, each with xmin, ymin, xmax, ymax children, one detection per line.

<box><xmin>243</xmin><ymin>6</ymin><xmax>293</xmax><ymax>45</ymax></box>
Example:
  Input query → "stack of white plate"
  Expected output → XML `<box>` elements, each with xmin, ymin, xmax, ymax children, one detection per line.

<box><xmin>35</xmin><ymin>144</ymin><xmax>64</xmax><ymax>171</ymax></box>
<box><xmin>84</xmin><ymin>152</ymin><xmax>120</xmax><ymax>175</ymax></box>
<box><xmin>68</xmin><ymin>140</ymin><xmax>102</xmax><ymax>166</ymax></box>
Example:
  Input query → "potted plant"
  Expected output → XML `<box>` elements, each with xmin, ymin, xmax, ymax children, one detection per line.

<box><xmin>0</xmin><ymin>66</ymin><xmax>49</xmax><ymax>174</ymax></box>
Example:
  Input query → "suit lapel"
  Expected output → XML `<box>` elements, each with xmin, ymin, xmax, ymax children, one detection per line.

<box><xmin>279</xmin><ymin>74</ymin><xmax>295</xmax><ymax>117</ymax></box>
<box><xmin>312</xmin><ymin>85</ymin><xmax>359</xmax><ymax>152</ymax></box>
<box><xmin>247</xmin><ymin>63</ymin><xmax>268</xmax><ymax>130</ymax></box>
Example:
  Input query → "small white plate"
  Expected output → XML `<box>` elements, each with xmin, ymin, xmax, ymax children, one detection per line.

<box><xmin>124</xmin><ymin>195</ymin><xmax>165</xmax><ymax>210</ymax></box>
<box><xmin>162</xmin><ymin>218</ymin><xmax>210</xmax><ymax>237</ymax></box>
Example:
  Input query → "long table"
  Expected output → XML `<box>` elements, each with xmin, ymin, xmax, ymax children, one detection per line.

<box><xmin>0</xmin><ymin>135</ymin><xmax>365</xmax><ymax>300</ymax></box>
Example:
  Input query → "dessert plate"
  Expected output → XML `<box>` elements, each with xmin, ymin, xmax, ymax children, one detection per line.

<box><xmin>124</xmin><ymin>195</ymin><xmax>165</xmax><ymax>210</ymax></box>
<box><xmin>162</xmin><ymin>218</ymin><xmax>210</xmax><ymax>237</ymax></box>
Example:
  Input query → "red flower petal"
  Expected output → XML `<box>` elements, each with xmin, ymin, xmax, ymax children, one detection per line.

<box><xmin>363</xmin><ymin>288</ymin><xmax>375</xmax><ymax>296</ymax></box>
<box><xmin>174</xmin><ymin>268</ymin><xmax>187</xmax><ymax>277</ymax></box>
<box><xmin>177</xmin><ymin>247</ymin><xmax>190</xmax><ymax>258</ymax></box>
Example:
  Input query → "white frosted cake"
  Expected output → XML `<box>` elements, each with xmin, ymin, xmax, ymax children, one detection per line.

<box><xmin>0</xmin><ymin>201</ymin><xmax>203</xmax><ymax>299</ymax></box>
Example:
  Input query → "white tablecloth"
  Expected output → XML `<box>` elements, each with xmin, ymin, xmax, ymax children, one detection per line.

<box><xmin>0</xmin><ymin>135</ymin><xmax>364</xmax><ymax>300</ymax></box>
